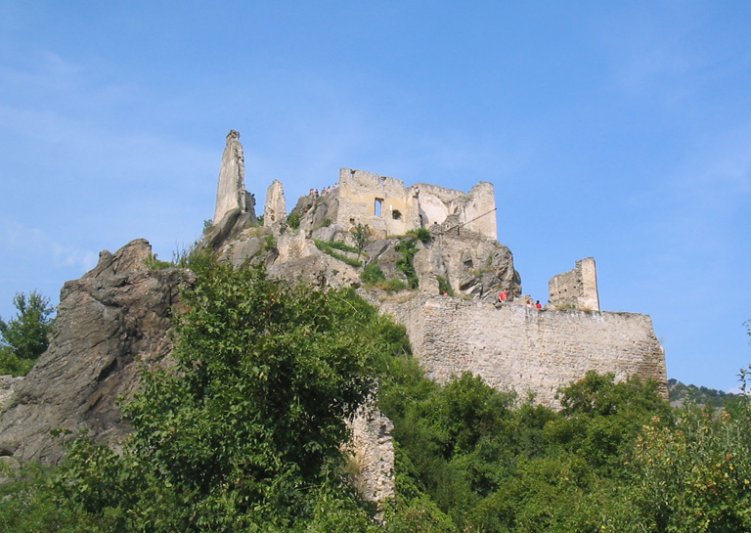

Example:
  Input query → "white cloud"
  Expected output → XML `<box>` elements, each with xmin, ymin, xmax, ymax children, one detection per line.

<box><xmin>1</xmin><ymin>220</ymin><xmax>97</xmax><ymax>271</ymax></box>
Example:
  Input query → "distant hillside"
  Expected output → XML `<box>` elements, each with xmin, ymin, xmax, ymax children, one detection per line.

<box><xmin>668</xmin><ymin>378</ymin><xmax>739</xmax><ymax>408</ymax></box>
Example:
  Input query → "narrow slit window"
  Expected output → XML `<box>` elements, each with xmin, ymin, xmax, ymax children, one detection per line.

<box><xmin>374</xmin><ymin>198</ymin><xmax>383</xmax><ymax>217</ymax></box>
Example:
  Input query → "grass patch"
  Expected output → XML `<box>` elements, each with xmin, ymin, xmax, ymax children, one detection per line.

<box><xmin>314</xmin><ymin>240</ymin><xmax>363</xmax><ymax>268</ymax></box>
<box><xmin>361</xmin><ymin>263</ymin><xmax>386</xmax><ymax>284</ymax></box>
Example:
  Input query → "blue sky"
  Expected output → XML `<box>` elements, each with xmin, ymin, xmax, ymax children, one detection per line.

<box><xmin>1</xmin><ymin>1</ymin><xmax>749</xmax><ymax>391</ymax></box>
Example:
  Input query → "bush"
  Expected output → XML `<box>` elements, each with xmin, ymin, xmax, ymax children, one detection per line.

<box><xmin>287</xmin><ymin>211</ymin><xmax>301</xmax><ymax>229</ymax></box>
<box><xmin>408</xmin><ymin>227</ymin><xmax>432</xmax><ymax>244</ymax></box>
<box><xmin>361</xmin><ymin>263</ymin><xmax>386</xmax><ymax>285</ymax></box>
<box><xmin>395</xmin><ymin>238</ymin><xmax>419</xmax><ymax>289</ymax></box>
<box><xmin>437</xmin><ymin>276</ymin><xmax>454</xmax><ymax>296</ymax></box>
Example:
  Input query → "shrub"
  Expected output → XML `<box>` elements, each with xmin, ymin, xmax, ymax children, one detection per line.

<box><xmin>396</xmin><ymin>238</ymin><xmax>419</xmax><ymax>289</ymax></box>
<box><xmin>287</xmin><ymin>212</ymin><xmax>301</xmax><ymax>229</ymax></box>
<box><xmin>263</xmin><ymin>234</ymin><xmax>277</xmax><ymax>252</ymax></box>
<box><xmin>361</xmin><ymin>263</ymin><xmax>386</xmax><ymax>285</ymax></box>
<box><xmin>437</xmin><ymin>276</ymin><xmax>454</xmax><ymax>296</ymax></box>
<box><xmin>408</xmin><ymin>227</ymin><xmax>432</xmax><ymax>244</ymax></box>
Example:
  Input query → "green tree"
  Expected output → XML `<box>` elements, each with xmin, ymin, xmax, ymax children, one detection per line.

<box><xmin>17</xmin><ymin>261</ymin><xmax>411</xmax><ymax>531</ymax></box>
<box><xmin>0</xmin><ymin>290</ymin><xmax>54</xmax><ymax>375</ymax></box>
<box><xmin>605</xmin><ymin>368</ymin><xmax>751</xmax><ymax>533</ymax></box>
<box><xmin>353</xmin><ymin>223</ymin><xmax>369</xmax><ymax>259</ymax></box>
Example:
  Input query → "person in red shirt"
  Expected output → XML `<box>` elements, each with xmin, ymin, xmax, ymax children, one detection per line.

<box><xmin>535</xmin><ymin>300</ymin><xmax>542</xmax><ymax>310</ymax></box>
<box><xmin>499</xmin><ymin>290</ymin><xmax>508</xmax><ymax>303</ymax></box>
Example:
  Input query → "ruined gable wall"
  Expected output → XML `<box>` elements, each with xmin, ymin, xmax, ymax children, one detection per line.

<box><xmin>459</xmin><ymin>182</ymin><xmax>497</xmax><ymax>240</ymax></box>
<box><xmin>336</xmin><ymin>169</ymin><xmax>420</xmax><ymax>237</ymax></box>
<box><xmin>412</xmin><ymin>182</ymin><xmax>497</xmax><ymax>240</ymax></box>
<box><xmin>382</xmin><ymin>297</ymin><xmax>666</xmax><ymax>408</ymax></box>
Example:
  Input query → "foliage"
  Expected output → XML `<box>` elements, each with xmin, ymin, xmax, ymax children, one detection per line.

<box><xmin>378</xmin><ymin>368</ymin><xmax>674</xmax><ymax>531</ymax></box>
<box><xmin>202</xmin><ymin>219</ymin><xmax>213</xmax><ymax>234</ymax></box>
<box><xmin>381</xmin><ymin>279</ymin><xmax>408</xmax><ymax>292</ymax></box>
<box><xmin>0</xmin><ymin>261</ymin><xmax>414</xmax><ymax>530</ymax></box>
<box><xmin>361</xmin><ymin>263</ymin><xmax>387</xmax><ymax>285</ymax></box>
<box><xmin>436</xmin><ymin>276</ymin><xmax>453</xmax><ymax>296</ymax></box>
<box><xmin>263</xmin><ymin>233</ymin><xmax>277</xmax><ymax>252</ymax></box>
<box><xmin>395</xmin><ymin>237</ymin><xmax>419</xmax><ymax>289</ymax></box>
<box><xmin>314</xmin><ymin>239</ymin><xmax>363</xmax><ymax>268</ymax></box>
<box><xmin>408</xmin><ymin>227</ymin><xmax>432</xmax><ymax>244</ymax></box>
<box><xmin>287</xmin><ymin>211</ymin><xmax>301</xmax><ymax>229</ymax></box>
<box><xmin>0</xmin><ymin>291</ymin><xmax>54</xmax><ymax>375</ymax></box>
<box><xmin>353</xmin><ymin>223</ymin><xmax>370</xmax><ymax>258</ymax></box>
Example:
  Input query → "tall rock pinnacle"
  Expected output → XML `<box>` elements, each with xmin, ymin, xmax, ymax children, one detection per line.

<box><xmin>213</xmin><ymin>130</ymin><xmax>247</xmax><ymax>224</ymax></box>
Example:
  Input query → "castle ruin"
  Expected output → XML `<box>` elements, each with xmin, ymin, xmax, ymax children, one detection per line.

<box><xmin>207</xmin><ymin>130</ymin><xmax>667</xmax><ymax>405</ymax></box>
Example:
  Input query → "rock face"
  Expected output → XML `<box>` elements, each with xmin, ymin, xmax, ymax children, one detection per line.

<box><xmin>346</xmin><ymin>402</ymin><xmax>395</xmax><ymax>522</ymax></box>
<box><xmin>213</xmin><ymin>130</ymin><xmax>248</xmax><ymax>224</ymax></box>
<box><xmin>263</xmin><ymin>179</ymin><xmax>286</xmax><ymax>226</ymax></box>
<box><xmin>0</xmin><ymin>376</ymin><xmax>22</xmax><ymax>413</ymax></box>
<box><xmin>0</xmin><ymin>239</ymin><xmax>190</xmax><ymax>464</ymax></box>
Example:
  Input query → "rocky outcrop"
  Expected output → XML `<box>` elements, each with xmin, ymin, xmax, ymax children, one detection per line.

<box><xmin>0</xmin><ymin>376</ymin><xmax>22</xmax><ymax>413</ymax></box>
<box><xmin>0</xmin><ymin>239</ymin><xmax>191</xmax><ymax>464</ymax></box>
<box><xmin>346</xmin><ymin>402</ymin><xmax>395</xmax><ymax>522</ymax></box>
<box><xmin>213</xmin><ymin>130</ymin><xmax>252</xmax><ymax>224</ymax></box>
<box><xmin>263</xmin><ymin>179</ymin><xmax>286</xmax><ymax>226</ymax></box>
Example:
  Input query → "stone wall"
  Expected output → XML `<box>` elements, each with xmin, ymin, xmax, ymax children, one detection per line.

<box><xmin>382</xmin><ymin>297</ymin><xmax>666</xmax><ymax>408</ymax></box>
<box><xmin>548</xmin><ymin>257</ymin><xmax>600</xmax><ymax>311</ymax></box>
<box><xmin>335</xmin><ymin>168</ymin><xmax>498</xmax><ymax>240</ymax></box>
<box><xmin>335</xmin><ymin>169</ymin><xmax>420</xmax><ymax>237</ymax></box>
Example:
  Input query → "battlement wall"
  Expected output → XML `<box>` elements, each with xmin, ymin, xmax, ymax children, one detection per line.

<box><xmin>382</xmin><ymin>297</ymin><xmax>666</xmax><ymax>408</ymax></box>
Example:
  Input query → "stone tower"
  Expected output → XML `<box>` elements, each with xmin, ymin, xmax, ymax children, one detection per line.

<box><xmin>548</xmin><ymin>257</ymin><xmax>600</xmax><ymax>312</ymax></box>
<box><xmin>213</xmin><ymin>130</ymin><xmax>247</xmax><ymax>224</ymax></box>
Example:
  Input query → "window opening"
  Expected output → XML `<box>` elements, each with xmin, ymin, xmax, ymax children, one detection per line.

<box><xmin>374</xmin><ymin>198</ymin><xmax>383</xmax><ymax>217</ymax></box>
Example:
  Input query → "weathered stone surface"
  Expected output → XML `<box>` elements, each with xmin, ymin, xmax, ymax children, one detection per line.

<box><xmin>263</xmin><ymin>179</ymin><xmax>286</xmax><ymax>226</ymax></box>
<box><xmin>0</xmin><ymin>239</ymin><xmax>191</xmax><ymax>464</ymax></box>
<box><xmin>0</xmin><ymin>376</ymin><xmax>22</xmax><ymax>413</ymax></box>
<box><xmin>346</xmin><ymin>401</ymin><xmax>395</xmax><ymax>521</ymax></box>
<box><xmin>213</xmin><ymin>130</ymin><xmax>247</xmax><ymax>224</ymax></box>
<box><xmin>381</xmin><ymin>296</ymin><xmax>667</xmax><ymax>408</ymax></box>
